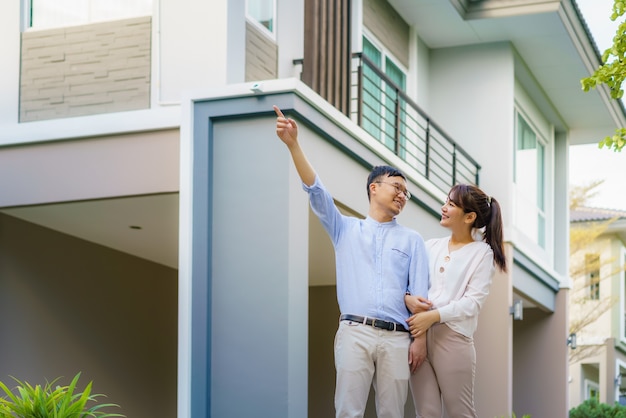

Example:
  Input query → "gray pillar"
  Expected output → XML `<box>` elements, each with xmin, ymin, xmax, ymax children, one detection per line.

<box><xmin>185</xmin><ymin>94</ymin><xmax>310</xmax><ymax>418</ymax></box>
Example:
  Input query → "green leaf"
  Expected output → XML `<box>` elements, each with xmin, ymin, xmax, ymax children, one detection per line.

<box><xmin>0</xmin><ymin>373</ymin><xmax>124</xmax><ymax>418</ymax></box>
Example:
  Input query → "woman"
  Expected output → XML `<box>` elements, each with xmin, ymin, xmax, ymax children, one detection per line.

<box><xmin>405</xmin><ymin>184</ymin><xmax>506</xmax><ymax>418</ymax></box>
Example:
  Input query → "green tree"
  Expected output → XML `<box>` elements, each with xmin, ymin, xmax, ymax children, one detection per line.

<box><xmin>581</xmin><ymin>0</ymin><xmax>626</xmax><ymax>152</ymax></box>
<box><xmin>568</xmin><ymin>182</ymin><xmax>624</xmax><ymax>365</ymax></box>
<box><xmin>569</xmin><ymin>397</ymin><xmax>626</xmax><ymax>417</ymax></box>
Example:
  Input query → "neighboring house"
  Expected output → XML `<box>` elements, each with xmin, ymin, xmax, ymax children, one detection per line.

<box><xmin>0</xmin><ymin>1</ymin><xmax>623</xmax><ymax>417</ymax></box>
<box><xmin>569</xmin><ymin>207</ymin><xmax>626</xmax><ymax>408</ymax></box>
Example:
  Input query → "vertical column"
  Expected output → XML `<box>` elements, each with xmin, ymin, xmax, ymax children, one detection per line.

<box><xmin>209</xmin><ymin>117</ymin><xmax>309</xmax><ymax>417</ymax></box>
<box><xmin>474</xmin><ymin>253</ymin><xmax>513</xmax><ymax>417</ymax></box>
<box><xmin>513</xmin><ymin>288</ymin><xmax>569</xmax><ymax>417</ymax></box>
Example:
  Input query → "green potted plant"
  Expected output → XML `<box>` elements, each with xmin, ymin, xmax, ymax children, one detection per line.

<box><xmin>0</xmin><ymin>372</ymin><xmax>124</xmax><ymax>417</ymax></box>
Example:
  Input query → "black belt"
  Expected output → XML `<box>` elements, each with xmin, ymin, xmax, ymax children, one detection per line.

<box><xmin>340</xmin><ymin>314</ymin><xmax>408</xmax><ymax>332</ymax></box>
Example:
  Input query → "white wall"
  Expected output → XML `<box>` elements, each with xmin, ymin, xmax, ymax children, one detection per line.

<box><xmin>158</xmin><ymin>0</ymin><xmax>240</xmax><ymax>103</ymax></box>
<box><xmin>0</xmin><ymin>1</ymin><xmax>22</xmax><ymax>126</ymax></box>
<box><xmin>276</xmin><ymin>0</ymin><xmax>305</xmax><ymax>79</ymax></box>
<box><xmin>428</xmin><ymin>42</ymin><xmax>515</xmax><ymax>231</ymax></box>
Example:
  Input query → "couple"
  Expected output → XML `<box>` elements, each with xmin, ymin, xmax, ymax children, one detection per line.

<box><xmin>274</xmin><ymin>106</ymin><xmax>507</xmax><ymax>418</ymax></box>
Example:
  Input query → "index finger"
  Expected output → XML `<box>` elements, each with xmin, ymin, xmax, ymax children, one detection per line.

<box><xmin>273</xmin><ymin>105</ymin><xmax>285</xmax><ymax>118</ymax></box>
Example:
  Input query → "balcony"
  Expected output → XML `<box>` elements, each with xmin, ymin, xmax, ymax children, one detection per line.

<box><xmin>350</xmin><ymin>53</ymin><xmax>481</xmax><ymax>192</ymax></box>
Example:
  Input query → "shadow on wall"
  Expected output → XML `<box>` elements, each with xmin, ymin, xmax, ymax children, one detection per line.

<box><xmin>0</xmin><ymin>213</ymin><xmax>178</xmax><ymax>418</ymax></box>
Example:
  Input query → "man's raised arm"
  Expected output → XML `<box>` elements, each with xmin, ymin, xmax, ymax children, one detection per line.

<box><xmin>274</xmin><ymin>105</ymin><xmax>316</xmax><ymax>186</ymax></box>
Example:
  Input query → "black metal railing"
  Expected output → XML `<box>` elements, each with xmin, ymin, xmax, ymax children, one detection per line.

<box><xmin>350</xmin><ymin>52</ymin><xmax>481</xmax><ymax>191</ymax></box>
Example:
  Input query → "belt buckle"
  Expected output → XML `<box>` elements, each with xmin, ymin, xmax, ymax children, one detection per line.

<box><xmin>370</xmin><ymin>318</ymin><xmax>378</xmax><ymax>329</ymax></box>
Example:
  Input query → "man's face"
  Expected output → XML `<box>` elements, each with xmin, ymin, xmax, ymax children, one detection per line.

<box><xmin>372</xmin><ymin>175</ymin><xmax>410</xmax><ymax>215</ymax></box>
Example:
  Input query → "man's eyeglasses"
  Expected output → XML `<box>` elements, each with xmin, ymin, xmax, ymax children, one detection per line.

<box><xmin>376</xmin><ymin>182</ymin><xmax>411</xmax><ymax>200</ymax></box>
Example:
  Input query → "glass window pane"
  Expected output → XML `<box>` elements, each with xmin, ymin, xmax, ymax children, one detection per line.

<box><xmin>363</xmin><ymin>37</ymin><xmax>381</xmax><ymax>66</ymax></box>
<box><xmin>362</xmin><ymin>37</ymin><xmax>383</xmax><ymax>143</ymax></box>
<box><xmin>247</xmin><ymin>0</ymin><xmax>274</xmax><ymax>32</ymax></box>
<box><xmin>361</xmin><ymin>36</ymin><xmax>406</xmax><ymax>153</ymax></box>
<box><xmin>537</xmin><ymin>142</ymin><xmax>545</xmax><ymax>210</ymax></box>
<box><xmin>30</xmin><ymin>0</ymin><xmax>152</xmax><ymax>29</ymax></box>
<box><xmin>514</xmin><ymin>112</ymin><xmax>546</xmax><ymax>248</ymax></box>
<box><xmin>385</xmin><ymin>58</ymin><xmax>405</xmax><ymax>90</ymax></box>
<box><xmin>383</xmin><ymin>58</ymin><xmax>405</xmax><ymax>153</ymax></box>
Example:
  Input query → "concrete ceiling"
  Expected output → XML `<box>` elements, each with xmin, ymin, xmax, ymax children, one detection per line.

<box><xmin>1</xmin><ymin>194</ymin><xmax>179</xmax><ymax>269</ymax></box>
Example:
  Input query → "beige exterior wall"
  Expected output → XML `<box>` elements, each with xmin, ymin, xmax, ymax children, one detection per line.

<box><xmin>474</xmin><ymin>246</ymin><xmax>514</xmax><ymax>417</ymax></box>
<box><xmin>570</xmin><ymin>342</ymin><xmax>612</xmax><ymax>405</ymax></box>
<box><xmin>569</xmin><ymin>223</ymin><xmax>626</xmax><ymax>408</ymax></box>
<box><xmin>514</xmin><ymin>289</ymin><xmax>570</xmax><ymax>417</ymax></box>
<box><xmin>20</xmin><ymin>17</ymin><xmax>151</xmax><ymax>122</ymax></box>
<box><xmin>0</xmin><ymin>129</ymin><xmax>179</xmax><ymax>208</ymax></box>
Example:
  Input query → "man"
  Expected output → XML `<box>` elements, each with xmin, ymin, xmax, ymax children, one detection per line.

<box><xmin>274</xmin><ymin>106</ymin><xmax>429</xmax><ymax>418</ymax></box>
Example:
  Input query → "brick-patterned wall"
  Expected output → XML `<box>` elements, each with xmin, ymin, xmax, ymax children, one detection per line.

<box><xmin>20</xmin><ymin>17</ymin><xmax>151</xmax><ymax>122</ymax></box>
<box><xmin>245</xmin><ymin>21</ymin><xmax>278</xmax><ymax>82</ymax></box>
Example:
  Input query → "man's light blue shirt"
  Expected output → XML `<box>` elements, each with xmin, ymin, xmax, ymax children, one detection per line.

<box><xmin>304</xmin><ymin>176</ymin><xmax>429</xmax><ymax>326</ymax></box>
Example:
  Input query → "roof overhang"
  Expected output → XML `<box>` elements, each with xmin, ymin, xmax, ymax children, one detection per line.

<box><xmin>388</xmin><ymin>0</ymin><xmax>626</xmax><ymax>145</ymax></box>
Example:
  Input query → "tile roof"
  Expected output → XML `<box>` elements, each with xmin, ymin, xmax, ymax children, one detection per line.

<box><xmin>571</xmin><ymin>206</ymin><xmax>626</xmax><ymax>223</ymax></box>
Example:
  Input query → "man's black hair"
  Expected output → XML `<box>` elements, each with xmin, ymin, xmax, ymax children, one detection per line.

<box><xmin>366</xmin><ymin>165</ymin><xmax>406</xmax><ymax>201</ymax></box>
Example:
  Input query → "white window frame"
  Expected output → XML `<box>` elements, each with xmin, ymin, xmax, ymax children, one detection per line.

<box><xmin>514</xmin><ymin>110</ymin><xmax>547</xmax><ymax>248</ymax></box>
<box><xmin>616</xmin><ymin>361</ymin><xmax>626</xmax><ymax>403</ymax></box>
<box><xmin>246</xmin><ymin>0</ymin><xmax>276</xmax><ymax>40</ymax></box>
<box><xmin>360</xmin><ymin>30</ymin><xmax>408</xmax><ymax>152</ymax></box>
<box><xmin>23</xmin><ymin>0</ymin><xmax>152</xmax><ymax>31</ymax></box>
<box><xmin>618</xmin><ymin>247</ymin><xmax>626</xmax><ymax>344</ymax></box>
<box><xmin>512</xmin><ymin>84</ymin><xmax>554</xmax><ymax>267</ymax></box>
<box><xmin>362</xmin><ymin>30</ymin><xmax>408</xmax><ymax>91</ymax></box>
<box><xmin>586</xmin><ymin>253</ymin><xmax>601</xmax><ymax>301</ymax></box>
<box><xmin>584</xmin><ymin>379</ymin><xmax>599</xmax><ymax>401</ymax></box>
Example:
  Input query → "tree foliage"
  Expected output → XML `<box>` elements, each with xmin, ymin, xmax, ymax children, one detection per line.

<box><xmin>580</xmin><ymin>0</ymin><xmax>626</xmax><ymax>152</ymax></box>
<box><xmin>570</xmin><ymin>180</ymin><xmax>604</xmax><ymax>211</ymax></box>
<box><xmin>569</xmin><ymin>397</ymin><xmax>626</xmax><ymax>417</ymax></box>
<box><xmin>569</xmin><ymin>182</ymin><xmax>623</xmax><ymax>364</ymax></box>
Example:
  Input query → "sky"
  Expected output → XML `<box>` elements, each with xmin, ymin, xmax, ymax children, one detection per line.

<box><xmin>569</xmin><ymin>0</ymin><xmax>626</xmax><ymax>210</ymax></box>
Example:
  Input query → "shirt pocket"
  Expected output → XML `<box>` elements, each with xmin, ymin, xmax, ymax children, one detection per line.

<box><xmin>391</xmin><ymin>247</ymin><xmax>410</xmax><ymax>258</ymax></box>
<box><xmin>389</xmin><ymin>248</ymin><xmax>410</xmax><ymax>275</ymax></box>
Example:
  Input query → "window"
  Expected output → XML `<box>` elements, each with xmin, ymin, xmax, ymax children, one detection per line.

<box><xmin>514</xmin><ymin>112</ymin><xmax>546</xmax><ymax>248</ymax></box>
<box><xmin>361</xmin><ymin>36</ymin><xmax>406</xmax><ymax>152</ymax></box>
<box><xmin>623</xmin><ymin>252</ymin><xmax>626</xmax><ymax>340</ymax></box>
<box><xmin>585</xmin><ymin>379</ymin><xmax>599</xmax><ymax>401</ymax></box>
<box><xmin>26</xmin><ymin>0</ymin><xmax>152</xmax><ymax>30</ymax></box>
<box><xmin>247</xmin><ymin>0</ymin><xmax>275</xmax><ymax>35</ymax></box>
<box><xmin>586</xmin><ymin>253</ymin><xmax>600</xmax><ymax>300</ymax></box>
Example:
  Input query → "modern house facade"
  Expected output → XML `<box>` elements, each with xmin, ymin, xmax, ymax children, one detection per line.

<box><xmin>0</xmin><ymin>1</ymin><xmax>623</xmax><ymax>417</ymax></box>
<box><xmin>569</xmin><ymin>207</ymin><xmax>626</xmax><ymax>408</ymax></box>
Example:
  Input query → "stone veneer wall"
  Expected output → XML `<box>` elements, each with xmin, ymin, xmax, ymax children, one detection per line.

<box><xmin>245</xmin><ymin>20</ymin><xmax>278</xmax><ymax>82</ymax></box>
<box><xmin>20</xmin><ymin>16</ymin><xmax>151</xmax><ymax>122</ymax></box>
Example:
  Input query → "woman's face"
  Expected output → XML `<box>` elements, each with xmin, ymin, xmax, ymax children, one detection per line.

<box><xmin>440</xmin><ymin>195</ymin><xmax>467</xmax><ymax>229</ymax></box>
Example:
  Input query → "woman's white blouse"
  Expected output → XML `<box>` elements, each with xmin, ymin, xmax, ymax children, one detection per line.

<box><xmin>426</xmin><ymin>236</ymin><xmax>495</xmax><ymax>337</ymax></box>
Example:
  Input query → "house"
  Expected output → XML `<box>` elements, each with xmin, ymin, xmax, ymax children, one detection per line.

<box><xmin>569</xmin><ymin>207</ymin><xmax>626</xmax><ymax>408</ymax></box>
<box><xmin>0</xmin><ymin>0</ymin><xmax>622</xmax><ymax>417</ymax></box>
